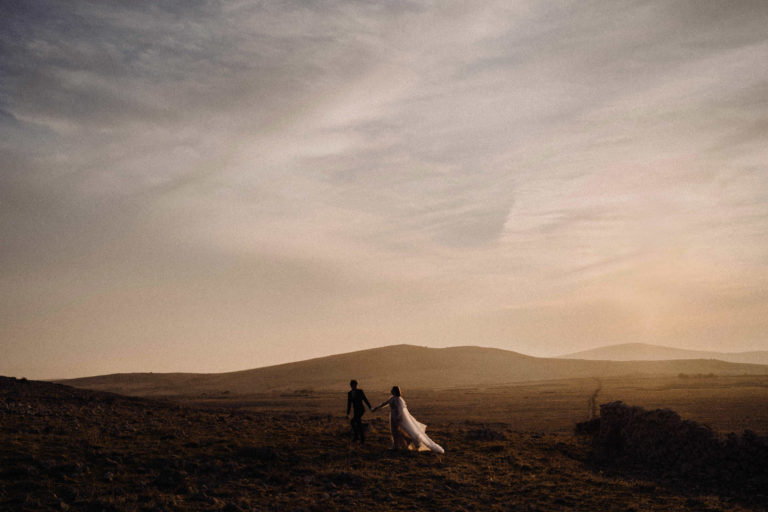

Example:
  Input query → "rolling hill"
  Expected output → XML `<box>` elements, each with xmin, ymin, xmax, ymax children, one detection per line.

<box><xmin>560</xmin><ymin>343</ymin><xmax>768</xmax><ymax>364</ymax></box>
<box><xmin>55</xmin><ymin>344</ymin><xmax>768</xmax><ymax>396</ymax></box>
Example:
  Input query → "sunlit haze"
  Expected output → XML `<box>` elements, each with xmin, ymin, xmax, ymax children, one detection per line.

<box><xmin>2</xmin><ymin>1</ymin><xmax>767</xmax><ymax>379</ymax></box>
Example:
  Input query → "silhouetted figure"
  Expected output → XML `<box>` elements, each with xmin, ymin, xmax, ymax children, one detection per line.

<box><xmin>346</xmin><ymin>379</ymin><xmax>371</xmax><ymax>444</ymax></box>
<box><xmin>372</xmin><ymin>385</ymin><xmax>444</xmax><ymax>454</ymax></box>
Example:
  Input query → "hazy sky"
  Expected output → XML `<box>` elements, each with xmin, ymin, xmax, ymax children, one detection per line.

<box><xmin>2</xmin><ymin>1</ymin><xmax>768</xmax><ymax>378</ymax></box>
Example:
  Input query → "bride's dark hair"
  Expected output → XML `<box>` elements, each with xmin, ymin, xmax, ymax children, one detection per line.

<box><xmin>390</xmin><ymin>385</ymin><xmax>401</xmax><ymax>397</ymax></box>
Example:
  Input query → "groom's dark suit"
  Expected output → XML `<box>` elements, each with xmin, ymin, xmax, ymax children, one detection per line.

<box><xmin>347</xmin><ymin>388</ymin><xmax>371</xmax><ymax>443</ymax></box>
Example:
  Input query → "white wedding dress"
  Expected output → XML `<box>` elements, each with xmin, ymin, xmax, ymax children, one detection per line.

<box><xmin>384</xmin><ymin>396</ymin><xmax>444</xmax><ymax>454</ymax></box>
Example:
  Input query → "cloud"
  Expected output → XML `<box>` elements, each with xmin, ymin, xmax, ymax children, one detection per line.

<box><xmin>2</xmin><ymin>0</ymin><xmax>768</xmax><ymax>377</ymax></box>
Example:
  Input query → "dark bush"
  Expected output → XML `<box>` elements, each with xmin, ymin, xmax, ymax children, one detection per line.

<box><xmin>576</xmin><ymin>401</ymin><xmax>768</xmax><ymax>502</ymax></box>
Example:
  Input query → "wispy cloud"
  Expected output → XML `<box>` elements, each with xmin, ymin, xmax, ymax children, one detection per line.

<box><xmin>2</xmin><ymin>0</ymin><xmax>767</xmax><ymax>377</ymax></box>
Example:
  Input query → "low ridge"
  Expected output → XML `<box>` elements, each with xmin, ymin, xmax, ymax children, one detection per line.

<box><xmin>560</xmin><ymin>343</ymin><xmax>768</xmax><ymax>364</ymax></box>
<box><xmin>55</xmin><ymin>344</ymin><xmax>768</xmax><ymax>396</ymax></box>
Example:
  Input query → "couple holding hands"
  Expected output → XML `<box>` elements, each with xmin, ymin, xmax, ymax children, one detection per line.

<box><xmin>346</xmin><ymin>380</ymin><xmax>444</xmax><ymax>454</ymax></box>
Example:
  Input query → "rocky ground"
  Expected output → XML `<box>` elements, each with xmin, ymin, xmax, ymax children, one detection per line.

<box><xmin>1</xmin><ymin>376</ymin><xmax>764</xmax><ymax>511</ymax></box>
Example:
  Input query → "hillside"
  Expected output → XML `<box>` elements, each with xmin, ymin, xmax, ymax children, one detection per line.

<box><xmin>56</xmin><ymin>344</ymin><xmax>768</xmax><ymax>396</ymax></box>
<box><xmin>560</xmin><ymin>343</ymin><xmax>768</xmax><ymax>364</ymax></box>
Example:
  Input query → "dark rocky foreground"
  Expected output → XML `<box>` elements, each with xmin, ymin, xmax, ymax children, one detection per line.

<box><xmin>0</xmin><ymin>376</ymin><xmax>763</xmax><ymax>511</ymax></box>
<box><xmin>577</xmin><ymin>402</ymin><xmax>768</xmax><ymax>509</ymax></box>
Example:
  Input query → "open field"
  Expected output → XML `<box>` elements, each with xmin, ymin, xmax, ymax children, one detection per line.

<box><xmin>4</xmin><ymin>375</ymin><xmax>767</xmax><ymax>511</ymax></box>
<box><xmin>178</xmin><ymin>375</ymin><xmax>768</xmax><ymax>435</ymax></box>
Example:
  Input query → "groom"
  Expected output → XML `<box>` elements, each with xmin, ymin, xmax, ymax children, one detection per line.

<box><xmin>346</xmin><ymin>379</ymin><xmax>372</xmax><ymax>444</ymax></box>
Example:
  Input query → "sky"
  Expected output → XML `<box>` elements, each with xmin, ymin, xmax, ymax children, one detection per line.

<box><xmin>2</xmin><ymin>0</ymin><xmax>768</xmax><ymax>379</ymax></box>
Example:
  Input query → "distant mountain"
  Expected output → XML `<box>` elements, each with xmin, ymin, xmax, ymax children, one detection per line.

<box><xmin>54</xmin><ymin>344</ymin><xmax>768</xmax><ymax>396</ymax></box>
<box><xmin>560</xmin><ymin>343</ymin><xmax>768</xmax><ymax>365</ymax></box>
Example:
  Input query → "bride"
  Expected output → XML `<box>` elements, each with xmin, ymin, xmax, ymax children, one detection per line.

<box><xmin>371</xmin><ymin>386</ymin><xmax>444</xmax><ymax>454</ymax></box>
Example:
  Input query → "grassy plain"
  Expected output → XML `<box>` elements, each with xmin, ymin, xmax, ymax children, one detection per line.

<box><xmin>2</xmin><ymin>375</ymin><xmax>767</xmax><ymax>511</ymax></box>
<box><xmin>180</xmin><ymin>375</ymin><xmax>768</xmax><ymax>435</ymax></box>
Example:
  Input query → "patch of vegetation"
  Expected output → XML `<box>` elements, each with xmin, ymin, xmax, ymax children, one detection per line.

<box><xmin>577</xmin><ymin>401</ymin><xmax>768</xmax><ymax>508</ymax></box>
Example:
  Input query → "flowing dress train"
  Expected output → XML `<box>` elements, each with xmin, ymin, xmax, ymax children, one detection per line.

<box><xmin>385</xmin><ymin>396</ymin><xmax>444</xmax><ymax>454</ymax></box>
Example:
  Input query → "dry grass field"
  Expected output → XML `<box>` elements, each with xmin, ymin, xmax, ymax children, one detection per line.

<box><xmin>180</xmin><ymin>375</ymin><xmax>768</xmax><ymax>435</ymax></box>
<box><xmin>2</xmin><ymin>375</ymin><xmax>767</xmax><ymax>511</ymax></box>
